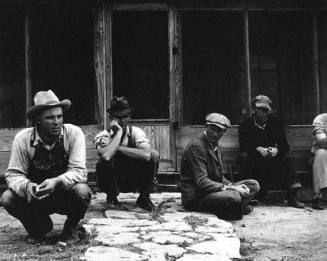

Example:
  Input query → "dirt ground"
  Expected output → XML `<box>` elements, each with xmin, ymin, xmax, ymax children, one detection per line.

<box><xmin>0</xmin><ymin>193</ymin><xmax>326</xmax><ymax>261</ymax></box>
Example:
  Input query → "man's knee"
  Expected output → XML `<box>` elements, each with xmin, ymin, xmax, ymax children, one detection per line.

<box><xmin>240</xmin><ymin>152</ymin><xmax>250</xmax><ymax>162</ymax></box>
<box><xmin>314</xmin><ymin>149</ymin><xmax>327</xmax><ymax>162</ymax></box>
<box><xmin>70</xmin><ymin>183</ymin><xmax>92</xmax><ymax>206</ymax></box>
<box><xmin>1</xmin><ymin>189</ymin><xmax>18</xmax><ymax>210</ymax></box>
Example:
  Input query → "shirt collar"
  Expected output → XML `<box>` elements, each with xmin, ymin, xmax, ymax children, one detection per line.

<box><xmin>31</xmin><ymin>126</ymin><xmax>64</xmax><ymax>147</ymax></box>
<box><xmin>253</xmin><ymin>115</ymin><xmax>266</xmax><ymax>130</ymax></box>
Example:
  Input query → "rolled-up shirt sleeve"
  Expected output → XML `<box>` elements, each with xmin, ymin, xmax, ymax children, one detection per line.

<box><xmin>5</xmin><ymin>130</ymin><xmax>32</xmax><ymax>197</ymax></box>
<box><xmin>59</xmin><ymin>125</ymin><xmax>87</xmax><ymax>188</ymax></box>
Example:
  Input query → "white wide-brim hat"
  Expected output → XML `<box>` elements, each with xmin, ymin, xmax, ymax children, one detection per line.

<box><xmin>27</xmin><ymin>89</ymin><xmax>71</xmax><ymax>119</ymax></box>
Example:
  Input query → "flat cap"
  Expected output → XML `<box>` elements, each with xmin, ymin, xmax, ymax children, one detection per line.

<box><xmin>205</xmin><ymin>113</ymin><xmax>231</xmax><ymax>129</ymax></box>
<box><xmin>253</xmin><ymin>95</ymin><xmax>272</xmax><ymax>111</ymax></box>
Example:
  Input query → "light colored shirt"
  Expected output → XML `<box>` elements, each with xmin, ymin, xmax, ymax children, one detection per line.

<box><xmin>5</xmin><ymin>123</ymin><xmax>87</xmax><ymax>197</ymax></box>
<box><xmin>94</xmin><ymin>126</ymin><xmax>150</xmax><ymax>149</ymax></box>
<box><xmin>312</xmin><ymin>113</ymin><xmax>327</xmax><ymax>153</ymax></box>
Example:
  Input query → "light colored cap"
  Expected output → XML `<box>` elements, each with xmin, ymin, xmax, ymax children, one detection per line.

<box><xmin>253</xmin><ymin>95</ymin><xmax>272</xmax><ymax>111</ymax></box>
<box><xmin>205</xmin><ymin>113</ymin><xmax>231</xmax><ymax>129</ymax></box>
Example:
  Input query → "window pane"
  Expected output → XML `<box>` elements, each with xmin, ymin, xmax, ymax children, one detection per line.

<box><xmin>249</xmin><ymin>12</ymin><xmax>314</xmax><ymax>124</ymax></box>
<box><xmin>182</xmin><ymin>11</ymin><xmax>243</xmax><ymax>125</ymax></box>
<box><xmin>0</xmin><ymin>10</ymin><xmax>25</xmax><ymax>128</ymax></box>
<box><xmin>31</xmin><ymin>7</ymin><xmax>95</xmax><ymax>125</ymax></box>
<box><xmin>112</xmin><ymin>11</ymin><xmax>169</xmax><ymax>119</ymax></box>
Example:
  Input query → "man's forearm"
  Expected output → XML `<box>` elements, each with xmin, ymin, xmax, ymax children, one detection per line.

<box><xmin>117</xmin><ymin>146</ymin><xmax>151</xmax><ymax>161</ymax></box>
<box><xmin>98</xmin><ymin>135</ymin><xmax>121</xmax><ymax>161</ymax></box>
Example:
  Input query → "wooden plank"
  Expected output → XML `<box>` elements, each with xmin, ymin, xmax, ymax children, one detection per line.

<box><xmin>25</xmin><ymin>8</ymin><xmax>32</xmax><ymax>127</ymax></box>
<box><xmin>313</xmin><ymin>12</ymin><xmax>320</xmax><ymax>114</ymax></box>
<box><xmin>243</xmin><ymin>10</ymin><xmax>252</xmax><ymax>117</ymax></box>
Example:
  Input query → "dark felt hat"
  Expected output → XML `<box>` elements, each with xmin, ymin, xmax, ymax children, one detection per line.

<box><xmin>107</xmin><ymin>96</ymin><xmax>133</xmax><ymax>117</ymax></box>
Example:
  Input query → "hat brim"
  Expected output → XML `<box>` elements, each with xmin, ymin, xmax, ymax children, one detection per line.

<box><xmin>27</xmin><ymin>99</ymin><xmax>71</xmax><ymax>119</ymax></box>
<box><xmin>255</xmin><ymin>102</ymin><xmax>271</xmax><ymax>111</ymax></box>
<box><xmin>107</xmin><ymin>108</ymin><xmax>133</xmax><ymax>118</ymax></box>
<box><xmin>206</xmin><ymin>122</ymin><xmax>228</xmax><ymax>130</ymax></box>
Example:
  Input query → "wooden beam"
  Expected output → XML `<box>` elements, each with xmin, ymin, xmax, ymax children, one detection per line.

<box><xmin>313</xmin><ymin>12</ymin><xmax>320</xmax><ymax>114</ymax></box>
<box><xmin>94</xmin><ymin>4</ymin><xmax>112</xmax><ymax>130</ymax></box>
<box><xmin>169</xmin><ymin>7</ymin><xmax>182</xmax><ymax>170</ymax></box>
<box><xmin>243</xmin><ymin>10</ymin><xmax>252</xmax><ymax>116</ymax></box>
<box><xmin>25</xmin><ymin>8</ymin><xmax>32</xmax><ymax>127</ymax></box>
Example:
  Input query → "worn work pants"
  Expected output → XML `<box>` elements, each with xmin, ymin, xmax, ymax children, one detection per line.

<box><xmin>185</xmin><ymin>179</ymin><xmax>260</xmax><ymax>220</ymax></box>
<box><xmin>96</xmin><ymin>149</ymin><xmax>159</xmax><ymax>196</ymax></box>
<box><xmin>312</xmin><ymin>149</ymin><xmax>327</xmax><ymax>194</ymax></box>
<box><xmin>1</xmin><ymin>183</ymin><xmax>92</xmax><ymax>238</ymax></box>
<box><xmin>239</xmin><ymin>152</ymin><xmax>301</xmax><ymax>196</ymax></box>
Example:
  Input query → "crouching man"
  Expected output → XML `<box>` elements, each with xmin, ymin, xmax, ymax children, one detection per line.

<box><xmin>95</xmin><ymin>97</ymin><xmax>159</xmax><ymax>211</ymax></box>
<box><xmin>1</xmin><ymin>90</ymin><xmax>92</xmax><ymax>243</ymax></box>
<box><xmin>180</xmin><ymin>113</ymin><xmax>260</xmax><ymax>220</ymax></box>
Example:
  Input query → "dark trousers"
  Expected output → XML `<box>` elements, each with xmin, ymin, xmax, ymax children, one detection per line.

<box><xmin>96</xmin><ymin>149</ymin><xmax>159</xmax><ymax>196</ymax></box>
<box><xmin>186</xmin><ymin>179</ymin><xmax>260</xmax><ymax>220</ymax></box>
<box><xmin>1</xmin><ymin>183</ymin><xmax>92</xmax><ymax>237</ymax></box>
<box><xmin>239</xmin><ymin>152</ymin><xmax>301</xmax><ymax>195</ymax></box>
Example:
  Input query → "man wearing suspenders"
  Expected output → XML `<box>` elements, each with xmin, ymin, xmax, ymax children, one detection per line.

<box><xmin>95</xmin><ymin>97</ymin><xmax>159</xmax><ymax>211</ymax></box>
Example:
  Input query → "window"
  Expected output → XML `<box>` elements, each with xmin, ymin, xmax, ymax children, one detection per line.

<box><xmin>112</xmin><ymin>11</ymin><xmax>169</xmax><ymax>119</ymax></box>
<box><xmin>0</xmin><ymin>9</ymin><xmax>25</xmax><ymax>128</ymax></box>
<box><xmin>249</xmin><ymin>12</ymin><xmax>314</xmax><ymax>124</ymax></box>
<box><xmin>31</xmin><ymin>6</ymin><xmax>95</xmax><ymax>125</ymax></box>
<box><xmin>182</xmin><ymin>11</ymin><xmax>243</xmax><ymax>125</ymax></box>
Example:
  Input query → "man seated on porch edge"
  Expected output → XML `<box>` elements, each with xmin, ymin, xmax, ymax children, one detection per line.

<box><xmin>180</xmin><ymin>113</ymin><xmax>260</xmax><ymax>220</ymax></box>
<box><xmin>311</xmin><ymin>112</ymin><xmax>327</xmax><ymax>210</ymax></box>
<box><xmin>239</xmin><ymin>95</ymin><xmax>304</xmax><ymax>208</ymax></box>
<box><xmin>94</xmin><ymin>96</ymin><xmax>159</xmax><ymax>212</ymax></box>
<box><xmin>1</xmin><ymin>90</ymin><xmax>92</xmax><ymax>244</ymax></box>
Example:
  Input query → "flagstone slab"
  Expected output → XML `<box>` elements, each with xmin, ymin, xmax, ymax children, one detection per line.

<box><xmin>83</xmin><ymin>246</ymin><xmax>147</xmax><ymax>261</ymax></box>
<box><xmin>82</xmin><ymin>192</ymin><xmax>241</xmax><ymax>261</ymax></box>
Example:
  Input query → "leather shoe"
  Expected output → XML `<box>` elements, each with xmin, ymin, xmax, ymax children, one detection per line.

<box><xmin>287</xmin><ymin>191</ymin><xmax>304</xmax><ymax>208</ymax></box>
<box><xmin>242</xmin><ymin>204</ymin><xmax>253</xmax><ymax>215</ymax></box>
<box><xmin>106</xmin><ymin>195</ymin><xmax>120</xmax><ymax>205</ymax></box>
<box><xmin>136</xmin><ymin>194</ymin><xmax>155</xmax><ymax>211</ymax></box>
<box><xmin>312</xmin><ymin>198</ymin><xmax>324</xmax><ymax>210</ymax></box>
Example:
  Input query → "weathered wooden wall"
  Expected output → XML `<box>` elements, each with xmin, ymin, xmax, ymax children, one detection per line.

<box><xmin>0</xmin><ymin>123</ymin><xmax>172</xmax><ymax>176</ymax></box>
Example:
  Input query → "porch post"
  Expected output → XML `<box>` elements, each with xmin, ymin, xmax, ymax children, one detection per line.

<box><xmin>313</xmin><ymin>12</ymin><xmax>320</xmax><ymax>115</ymax></box>
<box><xmin>243</xmin><ymin>10</ymin><xmax>252</xmax><ymax>116</ymax></box>
<box><xmin>168</xmin><ymin>7</ymin><xmax>182</xmax><ymax>169</ymax></box>
<box><xmin>94</xmin><ymin>3</ymin><xmax>112</xmax><ymax>129</ymax></box>
<box><xmin>25</xmin><ymin>8</ymin><xmax>32</xmax><ymax>127</ymax></box>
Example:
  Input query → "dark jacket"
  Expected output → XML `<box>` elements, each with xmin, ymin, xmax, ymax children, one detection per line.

<box><xmin>180</xmin><ymin>133</ymin><xmax>231</xmax><ymax>206</ymax></box>
<box><xmin>239</xmin><ymin>114</ymin><xmax>289</xmax><ymax>158</ymax></box>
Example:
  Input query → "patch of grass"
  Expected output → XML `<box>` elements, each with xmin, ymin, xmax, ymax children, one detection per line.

<box><xmin>183</xmin><ymin>215</ymin><xmax>208</xmax><ymax>230</ymax></box>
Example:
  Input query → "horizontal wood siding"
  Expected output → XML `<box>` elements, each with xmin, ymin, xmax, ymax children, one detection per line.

<box><xmin>0</xmin><ymin>123</ymin><xmax>172</xmax><ymax>176</ymax></box>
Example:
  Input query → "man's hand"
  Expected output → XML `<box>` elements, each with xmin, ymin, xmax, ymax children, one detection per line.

<box><xmin>25</xmin><ymin>182</ymin><xmax>38</xmax><ymax>203</ymax></box>
<box><xmin>268</xmin><ymin>147</ymin><xmax>278</xmax><ymax>157</ymax></box>
<box><xmin>110</xmin><ymin>120</ymin><xmax>123</xmax><ymax>136</ymax></box>
<box><xmin>35</xmin><ymin>177</ymin><xmax>62</xmax><ymax>199</ymax></box>
<box><xmin>256</xmin><ymin>146</ymin><xmax>269</xmax><ymax>157</ymax></box>
<box><xmin>226</xmin><ymin>184</ymin><xmax>250</xmax><ymax>197</ymax></box>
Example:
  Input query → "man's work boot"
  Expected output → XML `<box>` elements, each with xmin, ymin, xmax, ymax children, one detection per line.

<box><xmin>287</xmin><ymin>190</ymin><xmax>304</xmax><ymax>208</ymax></box>
<box><xmin>136</xmin><ymin>194</ymin><xmax>155</xmax><ymax>212</ymax></box>
<box><xmin>312</xmin><ymin>198</ymin><xmax>324</xmax><ymax>210</ymax></box>
<box><xmin>242</xmin><ymin>204</ymin><xmax>253</xmax><ymax>215</ymax></box>
<box><xmin>106</xmin><ymin>195</ymin><xmax>120</xmax><ymax>206</ymax></box>
<box><xmin>60</xmin><ymin>219</ymin><xmax>80</xmax><ymax>242</ymax></box>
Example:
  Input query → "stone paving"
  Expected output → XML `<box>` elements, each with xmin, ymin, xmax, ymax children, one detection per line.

<box><xmin>82</xmin><ymin>192</ymin><xmax>241</xmax><ymax>261</ymax></box>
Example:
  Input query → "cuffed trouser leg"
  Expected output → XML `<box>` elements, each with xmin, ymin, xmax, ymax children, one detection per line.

<box><xmin>313</xmin><ymin>149</ymin><xmax>327</xmax><ymax>195</ymax></box>
<box><xmin>190</xmin><ymin>190</ymin><xmax>243</xmax><ymax>220</ymax></box>
<box><xmin>1</xmin><ymin>189</ymin><xmax>53</xmax><ymax>237</ymax></box>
